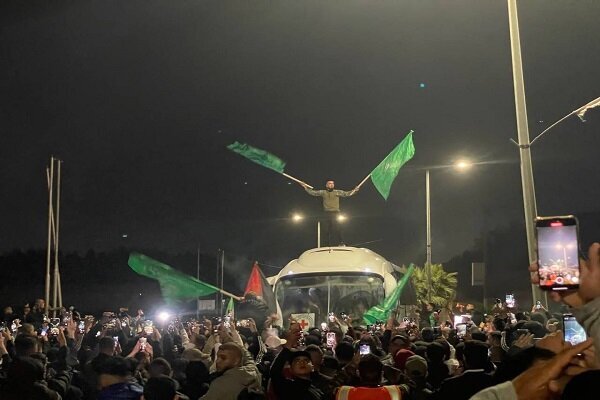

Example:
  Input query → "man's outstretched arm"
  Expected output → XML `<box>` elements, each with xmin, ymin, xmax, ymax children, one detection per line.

<box><xmin>302</xmin><ymin>183</ymin><xmax>323</xmax><ymax>196</ymax></box>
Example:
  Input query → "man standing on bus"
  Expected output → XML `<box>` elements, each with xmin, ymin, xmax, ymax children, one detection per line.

<box><xmin>301</xmin><ymin>180</ymin><xmax>359</xmax><ymax>246</ymax></box>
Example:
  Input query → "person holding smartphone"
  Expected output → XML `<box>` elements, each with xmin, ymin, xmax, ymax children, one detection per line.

<box><xmin>530</xmin><ymin>242</ymin><xmax>600</xmax><ymax>363</ymax></box>
<box><xmin>471</xmin><ymin>243</ymin><xmax>600</xmax><ymax>399</ymax></box>
<box><xmin>269</xmin><ymin>322</ymin><xmax>325</xmax><ymax>400</ymax></box>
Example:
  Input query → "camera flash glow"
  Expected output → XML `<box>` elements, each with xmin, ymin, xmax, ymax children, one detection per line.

<box><xmin>157</xmin><ymin>311</ymin><xmax>170</xmax><ymax>322</ymax></box>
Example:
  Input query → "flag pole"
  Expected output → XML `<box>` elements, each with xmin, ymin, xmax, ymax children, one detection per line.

<box><xmin>218</xmin><ymin>288</ymin><xmax>243</xmax><ymax>301</ymax></box>
<box><xmin>355</xmin><ymin>173</ymin><xmax>371</xmax><ymax>190</ymax></box>
<box><xmin>282</xmin><ymin>172</ymin><xmax>313</xmax><ymax>189</ymax></box>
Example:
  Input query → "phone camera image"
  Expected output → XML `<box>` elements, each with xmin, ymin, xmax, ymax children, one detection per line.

<box><xmin>505</xmin><ymin>294</ymin><xmax>515</xmax><ymax>308</ymax></box>
<box><xmin>326</xmin><ymin>332</ymin><xmax>336</xmax><ymax>347</ymax></box>
<box><xmin>359</xmin><ymin>344</ymin><xmax>370</xmax><ymax>355</ymax></box>
<box><xmin>536</xmin><ymin>217</ymin><xmax>580</xmax><ymax>290</ymax></box>
<box><xmin>563</xmin><ymin>315</ymin><xmax>587</xmax><ymax>345</ymax></box>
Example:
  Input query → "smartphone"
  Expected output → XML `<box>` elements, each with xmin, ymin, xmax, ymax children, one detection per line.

<box><xmin>536</xmin><ymin>216</ymin><xmax>580</xmax><ymax>291</ymax></box>
<box><xmin>359</xmin><ymin>344</ymin><xmax>371</xmax><ymax>355</ymax></box>
<box><xmin>78</xmin><ymin>321</ymin><xmax>85</xmax><ymax>333</ymax></box>
<box><xmin>139</xmin><ymin>337</ymin><xmax>147</xmax><ymax>350</ymax></box>
<box><xmin>113</xmin><ymin>336</ymin><xmax>119</xmax><ymax>346</ymax></box>
<box><xmin>563</xmin><ymin>314</ymin><xmax>587</xmax><ymax>345</ymax></box>
<box><xmin>143</xmin><ymin>320</ymin><xmax>154</xmax><ymax>335</ymax></box>
<box><xmin>505</xmin><ymin>294</ymin><xmax>515</xmax><ymax>308</ymax></box>
<box><xmin>456</xmin><ymin>323</ymin><xmax>467</xmax><ymax>338</ymax></box>
<box><xmin>535</xmin><ymin>301</ymin><xmax>542</xmax><ymax>310</ymax></box>
<box><xmin>328</xmin><ymin>312</ymin><xmax>335</xmax><ymax>323</ymax></box>
<box><xmin>326</xmin><ymin>332</ymin><xmax>337</xmax><ymax>348</ymax></box>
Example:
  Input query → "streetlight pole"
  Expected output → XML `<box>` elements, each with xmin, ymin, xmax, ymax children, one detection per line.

<box><xmin>317</xmin><ymin>220</ymin><xmax>321</xmax><ymax>248</ymax></box>
<box><xmin>507</xmin><ymin>0</ymin><xmax>547</xmax><ymax>307</ymax></box>
<box><xmin>426</xmin><ymin>169</ymin><xmax>432</xmax><ymax>303</ymax></box>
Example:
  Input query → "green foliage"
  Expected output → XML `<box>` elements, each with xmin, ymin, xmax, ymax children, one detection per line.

<box><xmin>411</xmin><ymin>264</ymin><xmax>458</xmax><ymax>307</ymax></box>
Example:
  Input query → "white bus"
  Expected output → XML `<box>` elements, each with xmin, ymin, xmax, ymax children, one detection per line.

<box><xmin>268</xmin><ymin>246</ymin><xmax>415</xmax><ymax>327</ymax></box>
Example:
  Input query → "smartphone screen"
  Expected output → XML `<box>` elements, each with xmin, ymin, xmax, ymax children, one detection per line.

<box><xmin>456</xmin><ymin>323</ymin><xmax>467</xmax><ymax>338</ymax></box>
<box><xmin>505</xmin><ymin>294</ymin><xmax>515</xmax><ymax>308</ymax></box>
<box><xmin>536</xmin><ymin>216</ymin><xmax>580</xmax><ymax>291</ymax></box>
<box><xmin>326</xmin><ymin>332</ymin><xmax>337</xmax><ymax>348</ymax></box>
<box><xmin>563</xmin><ymin>315</ymin><xmax>587</xmax><ymax>345</ymax></box>
<box><xmin>359</xmin><ymin>344</ymin><xmax>371</xmax><ymax>355</ymax></box>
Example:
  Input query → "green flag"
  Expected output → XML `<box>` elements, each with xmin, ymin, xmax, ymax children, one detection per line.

<box><xmin>227</xmin><ymin>141</ymin><xmax>286</xmax><ymax>174</ymax></box>
<box><xmin>226</xmin><ymin>297</ymin><xmax>235</xmax><ymax>317</ymax></box>
<box><xmin>128</xmin><ymin>252</ymin><xmax>219</xmax><ymax>305</ymax></box>
<box><xmin>363</xmin><ymin>264</ymin><xmax>415</xmax><ymax>325</ymax></box>
<box><xmin>370</xmin><ymin>131</ymin><xmax>415</xmax><ymax>200</ymax></box>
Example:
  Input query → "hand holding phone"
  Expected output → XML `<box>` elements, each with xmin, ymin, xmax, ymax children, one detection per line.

<box><xmin>536</xmin><ymin>216</ymin><xmax>580</xmax><ymax>291</ymax></box>
<box><xmin>563</xmin><ymin>314</ymin><xmax>587</xmax><ymax>345</ymax></box>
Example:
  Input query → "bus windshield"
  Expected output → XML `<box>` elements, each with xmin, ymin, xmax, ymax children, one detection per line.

<box><xmin>274</xmin><ymin>273</ymin><xmax>385</xmax><ymax>326</ymax></box>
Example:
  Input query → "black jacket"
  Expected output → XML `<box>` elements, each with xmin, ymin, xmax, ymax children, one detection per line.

<box><xmin>270</xmin><ymin>348</ymin><xmax>324</xmax><ymax>400</ymax></box>
<box><xmin>436</xmin><ymin>369</ymin><xmax>495</xmax><ymax>400</ymax></box>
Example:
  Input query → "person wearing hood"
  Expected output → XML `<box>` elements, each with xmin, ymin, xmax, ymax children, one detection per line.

<box><xmin>301</xmin><ymin>180</ymin><xmax>358</xmax><ymax>246</ymax></box>
<box><xmin>200</xmin><ymin>342</ymin><xmax>263</xmax><ymax>400</ymax></box>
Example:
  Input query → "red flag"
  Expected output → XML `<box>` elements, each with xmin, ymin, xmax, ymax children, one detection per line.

<box><xmin>245</xmin><ymin>262</ymin><xmax>264</xmax><ymax>297</ymax></box>
<box><xmin>244</xmin><ymin>262</ymin><xmax>277</xmax><ymax>313</ymax></box>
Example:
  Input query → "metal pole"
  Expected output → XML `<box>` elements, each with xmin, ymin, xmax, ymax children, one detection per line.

<box><xmin>220</xmin><ymin>250</ymin><xmax>225</xmax><ymax>315</ymax></box>
<box><xmin>507</xmin><ymin>0</ymin><xmax>546</xmax><ymax>307</ymax></box>
<box><xmin>53</xmin><ymin>160</ymin><xmax>62</xmax><ymax>316</ymax></box>
<box><xmin>197</xmin><ymin>247</ymin><xmax>200</xmax><ymax>320</ymax></box>
<box><xmin>45</xmin><ymin>159</ymin><xmax>54</xmax><ymax>317</ymax></box>
<box><xmin>317</xmin><ymin>221</ymin><xmax>321</xmax><ymax>248</ymax></box>
<box><xmin>426</xmin><ymin>169</ymin><xmax>432</xmax><ymax>303</ymax></box>
<box><xmin>216</xmin><ymin>249</ymin><xmax>220</xmax><ymax>316</ymax></box>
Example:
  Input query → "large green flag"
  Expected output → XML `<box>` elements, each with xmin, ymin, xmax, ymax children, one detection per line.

<box><xmin>227</xmin><ymin>141</ymin><xmax>286</xmax><ymax>174</ymax></box>
<box><xmin>370</xmin><ymin>131</ymin><xmax>415</xmax><ymax>200</ymax></box>
<box><xmin>363</xmin><ymin>264</ymin><xmax>415</xmax><ymax>324</ymax></box>
<box><xmin>128</xmin><ymin>252</ymin><xmax>219</xmax><ymax>305</ymax></box>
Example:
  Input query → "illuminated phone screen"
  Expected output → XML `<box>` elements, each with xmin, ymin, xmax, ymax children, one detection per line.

<box><xmin>536</xmin><ymin>217</ymin><xmax>580</xmax><ymax>290</ymax></box>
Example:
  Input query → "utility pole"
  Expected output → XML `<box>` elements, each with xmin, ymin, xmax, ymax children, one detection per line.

<box><xmin>506</xmin><ymin>0</ymin><xmax>547</xmax><ymax>307</ymax></box>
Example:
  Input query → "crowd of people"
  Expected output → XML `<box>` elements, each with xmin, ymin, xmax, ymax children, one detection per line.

<box><xmin>1</xmin><ymin>244</ymin><xmax>600</xmax><ymax>400</ymax></box>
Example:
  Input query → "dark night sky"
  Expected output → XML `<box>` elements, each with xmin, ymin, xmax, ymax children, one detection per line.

<box><xmin>1</xmin><ymin>0</ymin><xmax>599</xmax><ymax>272</ymax></box>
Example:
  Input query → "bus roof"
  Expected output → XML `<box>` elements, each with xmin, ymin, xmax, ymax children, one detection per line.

<box><xmin>270</xmin><ymin>246</ymin><xmax>395</xmax><ymax>284</ymax></box>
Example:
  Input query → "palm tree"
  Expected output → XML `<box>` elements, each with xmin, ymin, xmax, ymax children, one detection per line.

<box><xmin>411</xmin><ymin>263</ymin><xmax>458</xmax><ymax>308</ymax></box>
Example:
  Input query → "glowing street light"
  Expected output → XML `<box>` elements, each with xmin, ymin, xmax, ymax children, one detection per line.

<box><xmin>454</xmin><ymin>159</ymin><xmax>473</xmax><ymax>171</ymax></box>
<box><xmin>292</xmin><ymin>213</ymin><xmax>304</xmax><ymax>222</ymax></box>
<box><xmin>337</xmin><ymin>214</ymin><xmax>347</xmax><ymax>222</ymax></box>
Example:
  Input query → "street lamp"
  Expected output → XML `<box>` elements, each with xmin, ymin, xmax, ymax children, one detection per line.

<box><xmin>292</xmin><ymin>213</ymin><xmax>304</xmax><ymax>222</ymax></box>
<box><xmin>337</xmin><ymin>213</ymin><xmax>347</xmax><ymax>222</ymax></box>
<box><xmin>425</xmin><ymin>159</ymin><xmax>472</xmax><ymax>302</ymax></box>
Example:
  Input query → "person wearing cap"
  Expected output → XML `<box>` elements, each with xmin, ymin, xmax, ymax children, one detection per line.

<box><xmin>301</xmin><ymin>180</ymin><xmax>359</xmax><ymax>246</ymax></box>
<box><xmin>436</xmin><ymin>340</ymin><xmax>494</xmax><ymax>400</ymax></box>
<box><xmin>403</xmin><ymin>355</ymin><xmax>433</xmax><ymax>400</ymax></box>
<box><xmin>269</xmin><ymin>323</ymin><xmax>325</xmax><ymax>400</ymax></box>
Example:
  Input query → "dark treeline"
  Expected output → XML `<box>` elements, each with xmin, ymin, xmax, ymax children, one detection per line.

<box><xmin>0</xmin><ymin>247</ymin><xmax>245</xmax><ymax>315</ymax></box>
